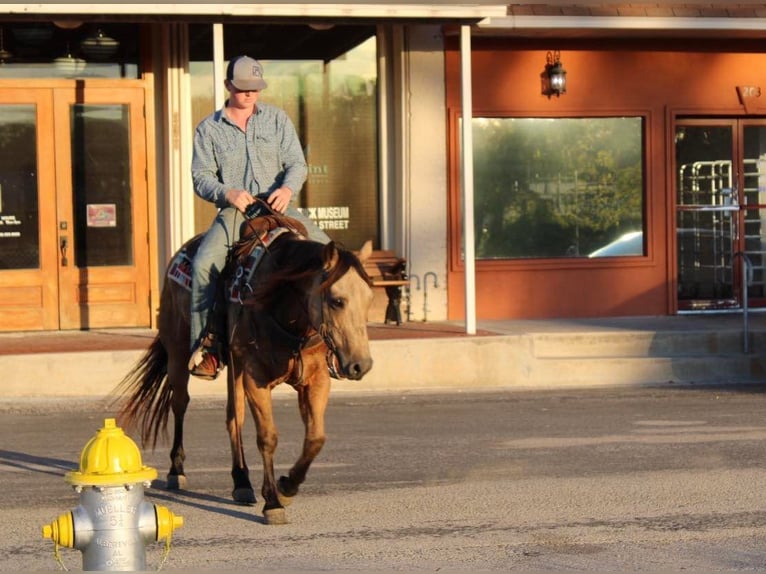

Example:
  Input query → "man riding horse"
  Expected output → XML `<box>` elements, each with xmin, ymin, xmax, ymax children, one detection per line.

<box><xmin>189</xmin><ymin>55</ymin><xmax>330</xmax><ymax>379</ymax></box>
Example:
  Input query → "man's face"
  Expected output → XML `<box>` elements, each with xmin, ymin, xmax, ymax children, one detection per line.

<box><xmin>226</xmin><ymin>80</ymin><xmax>261</xmax><ymax>108</ymax></box>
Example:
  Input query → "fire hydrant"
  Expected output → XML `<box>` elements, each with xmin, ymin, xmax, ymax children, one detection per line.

<box><xmin>42</xmin><ymin>418</ymin><xmax>183</xmax><ymax>571</ymax></box>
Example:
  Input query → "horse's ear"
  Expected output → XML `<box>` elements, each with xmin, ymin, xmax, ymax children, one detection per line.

<box><xmin>357</xmin><ymin>239</ymin><xmax>373</xmax><ymax>263</ymax></box>
<box><xmin>322</xmin><ymin>241</ymin><xmax>339</xmax><ymax>269</ymax></box>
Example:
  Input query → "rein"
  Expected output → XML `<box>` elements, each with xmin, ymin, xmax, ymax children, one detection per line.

<box><xmin>241</xmin><ymin>265</ymin><xmax>344</xmax><ymax>383</ymax></box>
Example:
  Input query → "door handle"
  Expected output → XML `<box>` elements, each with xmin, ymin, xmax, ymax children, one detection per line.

<box><xmin>60</xmin><ymin>236</ymin><xmax>68</xmax><ymax>267</ymax></box>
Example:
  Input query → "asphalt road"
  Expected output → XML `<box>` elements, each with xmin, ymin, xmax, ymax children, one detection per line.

<box><xmin>3</xmin><ymin>385</ymin><xmax>766</xmax><ymax>571</ymax></box>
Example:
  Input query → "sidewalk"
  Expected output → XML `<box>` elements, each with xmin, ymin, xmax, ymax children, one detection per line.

<box><xmin>0</xmin><ymin>313</ymin><xmax>764</xmax><ymax>400</ymax></box>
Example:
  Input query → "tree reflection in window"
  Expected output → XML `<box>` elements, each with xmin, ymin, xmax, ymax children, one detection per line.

<box><xmin>472</xmin><ymin>116</ymin><xmax>644</xmax><ymax>259</ymax></box>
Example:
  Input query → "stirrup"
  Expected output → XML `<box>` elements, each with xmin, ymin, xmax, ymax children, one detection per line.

<box><xmin>188</xmin><ymin>334</ymin><xmax>224</xmax><ymax>380</ymax></box>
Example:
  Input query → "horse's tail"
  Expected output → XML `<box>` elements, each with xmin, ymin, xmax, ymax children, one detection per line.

<box><xmin>112</xmin><ymin>336</ymin><xmax>173</xmax><ymax>450</ymax></box>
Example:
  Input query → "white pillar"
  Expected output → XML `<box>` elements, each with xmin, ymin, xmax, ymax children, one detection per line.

<box><xmin>460</xmin><ymin>25</ymin><xmax>476</xmax><ymax>334</ymax></box>
<box><xmin>213</xmin><ymin>24</ymin><xmax>225</xmax><ymax>109</ymax></box>
<box><xmin>162</xmin><ymin>23</ymin><xmax>194</xmax><ymax>256</ymax></box>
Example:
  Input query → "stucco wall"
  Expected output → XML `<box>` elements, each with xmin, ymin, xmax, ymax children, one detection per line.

<box><xmin>403</xmin><ymin>25</ymin><xmax>449</xmax><ymax>322</ymax></box>
<box><xmin>444</xmin><ymin>37</ymin><xmax>766</xmax><ymax>320</ymax></box>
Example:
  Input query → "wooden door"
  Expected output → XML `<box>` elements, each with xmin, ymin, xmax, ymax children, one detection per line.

<box><xmin>0</xmin><ymin>89</ymin><xmax>59</xmax><ymax>330</ymax></box>
<box><xmin>0</xmin><ymin>85</ymin><xmax>150</xmax><ymax>331</ymax></box>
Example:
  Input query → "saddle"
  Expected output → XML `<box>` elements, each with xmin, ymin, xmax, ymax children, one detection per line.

<box><xmin>232</xmin><ymin>213</ymin><xmax>307</xmax><ymax>263</ymax></box>
<box><xmin>204</xmin><ymin>198</ymin><xmax>309</xmax><ymax>344</ymax></box>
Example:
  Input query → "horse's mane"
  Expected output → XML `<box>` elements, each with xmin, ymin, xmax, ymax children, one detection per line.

<box><xmin>250</xmin><ymin>236</ymin><xmax>371</xmax><ymax>307</ymax></box>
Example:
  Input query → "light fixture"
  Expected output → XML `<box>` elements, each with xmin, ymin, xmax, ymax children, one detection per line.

<box><xmin>309</xmin><ymin>23</ymin><xmax>335</xmax><ymax>31</ymax></box>
<box><xmin>53</xmin><ymin>20</ymin><xmax>84</xmax><ymax>30</ymax></box>
<box><xmin>0</xmin><ymin>28</ymin><xmax>12</xmax><ymax>64</ymax></box>
<box><xmin>80</xmin><ymin>28</ymin><xmax>119</xmax><ymax>60</ymax></box>
<box><xmin>54</xmin><ymin>42</ymin><xmax>85</xmax><ymax>75</ymax></box>
<box><xmin>541</xmin><ymin>50</ymin><xmax>567</xmax><ymax>98</ymax></box>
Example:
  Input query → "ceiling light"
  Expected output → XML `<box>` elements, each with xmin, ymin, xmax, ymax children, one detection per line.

<box><xmin>80</xmin><ymin>29</ymin><xmax>119</xmax><ymax>60</ymax></box>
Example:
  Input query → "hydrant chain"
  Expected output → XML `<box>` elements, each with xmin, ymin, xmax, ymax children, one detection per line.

<box><xmin>53</xmin><ymin>541</ymin><xmax>69</xmax><ymax>571</ymax></box>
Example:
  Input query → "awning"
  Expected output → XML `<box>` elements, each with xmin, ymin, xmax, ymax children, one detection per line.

<box><xmin>477</xmin><ymin>4</ymin><xmax>766</xmax><ymax>38</ymax></box>
<box><xmin>0</xmin><ymin>3</ymin><xmax>508</xmax><ymax>22</ymax></box>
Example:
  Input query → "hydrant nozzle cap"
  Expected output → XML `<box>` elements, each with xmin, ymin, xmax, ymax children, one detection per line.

<box><xmin>65</xmin><ymin>418</ymin><xmax>158</xmax><ymax>486</ymax></box>
<box><xmin>155</xmin><ymin>505</ymin><xmax>184</xmax><ymax>542</ymax></box>
<box><xmin>41</xmin><ymin>511</ymin><xmax>74</xmax><ymax>548</ymax></box>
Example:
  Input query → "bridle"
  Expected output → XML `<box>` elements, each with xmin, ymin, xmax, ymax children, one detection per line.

<box><xmin>241</xmin><ymin>268</ymin><xmax>345</xmax><ymax>383</ymax></box>
<box><xmin>315</xmin><ymin>277</ymin><xmax>343</xmax><ymax>379</ymax></box>
<box><xmin>228</xmin><ymin>218</ymin><xmax>348</xmax><ymax>382</ymax></box>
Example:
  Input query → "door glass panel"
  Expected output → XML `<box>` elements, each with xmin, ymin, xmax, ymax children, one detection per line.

<box><xmin>71</xmin><ymin>104</ymin><xmax>133</xmax><ymax>267</ymax></box>
<box><xmin>742</xmin><ymin>126</ymin><xmax>766</xmax><ymax>299</ymax></box>
<box><xmin>0</xmin><ymin>104</ymin><xmax>39</xmax><ymax>269</ymax></box>
<box><xmin>675</xmin><ymin>125</ymin><xmax>736</xmax><ymax>305</ymax></box>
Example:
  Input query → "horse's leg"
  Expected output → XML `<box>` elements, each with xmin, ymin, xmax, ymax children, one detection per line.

<box><xmin>228</xmin><ymin>360</ymin><xmax>256</xmax><ymax>504</ymax></box>
<box><xmin>277</xmin><ymin>375</ymin><xmax>330</xmax><ymax>506</ymax></box>
<box><xmin>243</xmin><ymin>383</ymin><xmax>287</xmax><ymax>524</ymax></box>
<box><xmin>166</xmin><ymin>354</ymin><xmax>190</xmax><ymax>490</ymax></box>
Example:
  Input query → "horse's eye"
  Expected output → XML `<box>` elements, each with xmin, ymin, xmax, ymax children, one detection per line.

<box><xmin>328</xmin><ymin>297</ymin><xmax>345</xmax><ymax>310</ymax></box>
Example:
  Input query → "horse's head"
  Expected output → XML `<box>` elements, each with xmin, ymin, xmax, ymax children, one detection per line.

<box><xmin>309</xmin><ymin>241</ymin><xmax>374</xmax><ymax>380</ymax></box>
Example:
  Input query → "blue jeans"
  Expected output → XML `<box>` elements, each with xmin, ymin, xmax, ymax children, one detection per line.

<box><xmin>190</xmin><ymin>205</ymin><xmax>331</xmax><ymax>350</ymax></box>
<box><xmin>190</xmin><ymin>206</ymin><xmax>241</xmax><ymax>350</ymax></box>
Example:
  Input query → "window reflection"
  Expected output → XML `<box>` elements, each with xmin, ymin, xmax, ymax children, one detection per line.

<box><xmin>71</xmin><ymin>104</ymin><xmax>133</xmax><ymax>267</ymax></box>
<box><xmin>188</xmin><ymin>24</ymin><xmax>379</xmax><ymax>248</ymax></box>
<box><xmin>0</xmin><ymin>104</ymin><xmax>38</xmax><ymax>269</ymax></box>
<box><xmin>472</xmin><ymin>116</ymin><xmax>645</xmax><ymax>259</ymax></box>
<box><xmin>0</xmin><ymin>22</ymin><xmax>140</xmax><ymax>79</ymax></box>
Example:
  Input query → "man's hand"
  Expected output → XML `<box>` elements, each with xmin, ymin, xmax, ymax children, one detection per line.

<box><xmin>224</xmin><ymin>188</ymin><xmax>255</xmax><ymax>213</ymax></box>
<box><xmin>267</xmin><ymin>187</ymin><xmax>293</xmax><ymax>214</ymax></box>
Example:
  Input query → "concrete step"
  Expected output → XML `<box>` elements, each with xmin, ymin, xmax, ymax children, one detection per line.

<box><xmin>530</xmin><ymin>330</ymin><xmax>760</xmax><ymax>359</ymax></box>
<box><xmin>527</xmin><ymin>354</ymin><xmax>766</xmax><ymax>387</ymax></box>
<box><xmin>525</xmin><ymin>328</ymin><xmax>764</xmax><ymax>387</ymax></box>
<box><xmin>1</xmin><ymin>321</ymin><xmax>763</xmax><ymax>400</ymax></box>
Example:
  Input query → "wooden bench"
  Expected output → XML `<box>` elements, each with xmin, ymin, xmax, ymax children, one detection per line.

<box><xmin>363</xmin><ymin>250</ymin><xmax>409</xmax><ymax>325</ymax></box>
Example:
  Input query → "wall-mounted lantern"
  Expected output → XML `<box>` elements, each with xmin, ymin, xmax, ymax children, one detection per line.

<box><xmin>541</xmin><ymin>50</ymin><xmax>567</xmax><ymax>98</ymax></box>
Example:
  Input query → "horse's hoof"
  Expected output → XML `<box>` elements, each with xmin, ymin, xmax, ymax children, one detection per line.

<box><xmin>276</xmin><ymin>490</ymin><xmax>295</xmax><ymax>507</ymax></box>
<box><xmin>264</xmin><ymin>507</ymin><xmax>289</xmax><ymax>525</ymax></box>
<box><xmin>232</xmin><ymin>487</ymin><xmax>256</xmax><ymax>505</ymax></box>
<box><xmin>167</xmin><ymin>474</ymin><xmax>187</xmax><ymax>490</ymax></box>
<box><xmin>277</xmin><ymin>476</ymin><xmax>298</xmax><ymax>506</ymax></box>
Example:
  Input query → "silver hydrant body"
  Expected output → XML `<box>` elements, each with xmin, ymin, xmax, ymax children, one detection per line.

<box><xmin>42</xmin><ymin>418</ymin><xmax>183</xmax><ymax>571</ymax></box>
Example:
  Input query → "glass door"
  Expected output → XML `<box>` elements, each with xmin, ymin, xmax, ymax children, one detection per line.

<box><xmin>740</xmin><ymin>123</ymin><xmax>766</xmax><ymax>308</ymax></box>
<box><xmin>674</xmin><ymin>119</ymin><xmax>766</xmax><ymax>312</ymax></box>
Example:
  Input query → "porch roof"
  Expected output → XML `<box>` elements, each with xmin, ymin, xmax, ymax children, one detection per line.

<box><xmin>480</xmin><ymin>3</ymin><xmax>766</xmax><ymax>37</ymax></box>
<box><xmin>0</xmin><ymin>2</ymin><xmax>507</xmax><ymax>61</ymax></box>
<box><xmin>507</xmin><ymin>4</ymin><xmax>766</xmax><ymax>18</ymax></box>
<box><xmin>0</xmin><ymin>3</ymin><xmax>508</xmax><ymax>22</ymax></box>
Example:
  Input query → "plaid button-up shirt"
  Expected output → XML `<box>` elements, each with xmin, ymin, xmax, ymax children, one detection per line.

<box><xmin>191</xmin><ymin>102</ymin><xmax>308</xmax><ymax>209</ymax></box>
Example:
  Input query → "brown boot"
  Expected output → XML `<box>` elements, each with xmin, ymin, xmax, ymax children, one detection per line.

<box><xmin>188</xmin><ymin>334</ymin><xmax>223</xmax><ymax>380</ymax></box>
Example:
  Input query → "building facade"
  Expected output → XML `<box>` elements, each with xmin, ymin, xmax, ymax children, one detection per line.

<box><xmin>0</xmin><ymin>3</ymin><xmax>764</xmax><ymax>332</ymax></box>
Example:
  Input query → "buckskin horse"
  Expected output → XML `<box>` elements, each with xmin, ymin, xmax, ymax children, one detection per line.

<box><xmin>113</xmin><ymin>204</ymin><xmax>374</xmax><ymax>524</ymax></box>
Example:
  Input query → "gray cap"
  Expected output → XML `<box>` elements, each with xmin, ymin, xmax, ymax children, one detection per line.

<box><xmin>226</xmin><ymin>55</ymin><xmax>268</xmax><ymax>91</ymax></box>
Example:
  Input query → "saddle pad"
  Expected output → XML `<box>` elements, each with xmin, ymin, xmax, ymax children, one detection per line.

<box><xmin>168</xmin><ymin>248</ymin><xmax>193</xmax><ymax>292</ymax></box>
<box><xmin>229</xmin><ymin>226</ymin><xmax>292</xmax><ymax>303</ymax></box>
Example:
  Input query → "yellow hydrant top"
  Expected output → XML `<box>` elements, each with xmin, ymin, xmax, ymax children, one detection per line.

<box><xmin>65</xmin><ymin>418</ymin><xmax>158</xmax><ymax>486</ymax></box>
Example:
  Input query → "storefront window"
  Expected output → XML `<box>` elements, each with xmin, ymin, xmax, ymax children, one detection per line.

<box><xmin>471</xmin><ymin>116</ymin><xmax>645</xmax><ymax>259</ymax></box>
<box><xmin>189</xmin><ymin>24</ymin><xmax>379</xmax><ymax>248</ymax></box>
<box><xmin>0</xmin><ymin>23</ymin><xmax>139</xmax><ymax>79</ymax></box>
